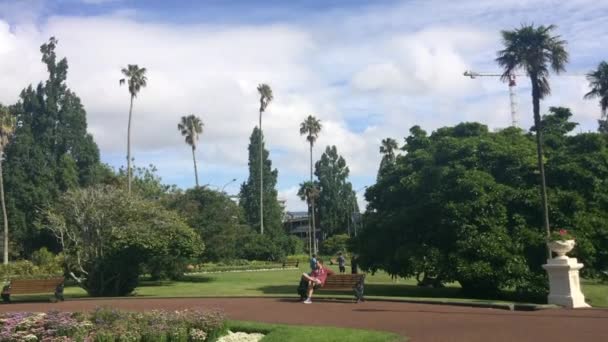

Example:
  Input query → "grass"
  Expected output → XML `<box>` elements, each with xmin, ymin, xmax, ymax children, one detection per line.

<box><xmin>227</xmin><ymin>320</ymin><xmax>404</xmax><ymax>342</ymax></box>
<box><xmin>10</xmin><ymin>264</ymin><xmax>608</xmax><ymax>308</ymax></box>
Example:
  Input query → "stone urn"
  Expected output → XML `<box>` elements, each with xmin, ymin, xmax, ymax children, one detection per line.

<box><xmin>547</xmin><ymin>239</ymin><xmax>575</xmax><ymax>259</ymax></box>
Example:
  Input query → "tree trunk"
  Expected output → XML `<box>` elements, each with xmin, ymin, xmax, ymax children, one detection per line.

<box><xmin>192</xmin><ymin>145</ymin><xmax>199</xmax><ymax>187</ymax></box>
<box><xmin>310</xmin><ymin>142</ymin><xmax>317</xmax><ymax>254</ymax></box>
<box><xmin>127</xmin><ymin>95</ymin><xmax>134</xmax><ymax>196</ymax></box>
<box><xmin>0</xmin><ymin>156</ymin><xmax>8</xmax><ymax>265</ymax></box>
<box><xmin>259</xmin><ymin>110</ymin><xmax>264</xmax><ymax>235</ymax></box>
<box><xmin>531</xmin><ymin>75</ymin><xmax>551</xmax><ymax>259</ymax></box>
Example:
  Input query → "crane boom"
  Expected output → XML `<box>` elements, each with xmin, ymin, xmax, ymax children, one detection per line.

<box><xmin>464</xmin><ymin>70</ymin><xmax>518</xmax><ymax>127</ymax></box>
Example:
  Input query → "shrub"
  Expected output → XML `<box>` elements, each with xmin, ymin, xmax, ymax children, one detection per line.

<box><xmin>321</xmin><ymin>234</ymin><xmax>350</xmax><ymax>255</ymax></box>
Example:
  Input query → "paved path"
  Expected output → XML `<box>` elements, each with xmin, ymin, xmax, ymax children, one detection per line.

<box><xmin>0</xmin><ymin>298</ymin><xmax>606</xmax><ymax>341</ymax></box>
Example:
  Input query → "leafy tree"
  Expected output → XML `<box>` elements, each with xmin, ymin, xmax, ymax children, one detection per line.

<box><xmin>315</xmin><ymin>146</ymin><xmax>357</xmax><ymax>237</ymax></box>
<box><xmin>239</xmin><ymin>128</ymin><xmax>285</xmax><ymax>240</ymax></box>
<box><xmin>321</xmin><ymin>234</ymin><xmax>350</xmax><ymax>255</ymax></box>
<box><xmin>584</xmin><ymin>61</ymin><xmax>608</xmax><ymax>133</ymax></box>
<box><xmin>496</xmin><ymin>24</ymin><xmax>569</xmax><ymax>248</ymax></box>
<box><xmin>0</xmin><ymin>105</ymin><xmax>15</xmax><ymax>264</ymax></box>
<box><xmin>119</xmin><ymin>64</ymin><xmax>148</xmax><ymax>196</ymax></box>
<box><xmin>256</xmin><ymin>84</ymin><xmax>273</xmax><ymax>234</ymax></box>
<box><xmin>297</xmin><ymin>180</ymin><xmax>320</xmax><ymax>254</ymax></box>
<box><xmin>167</xmin><ymin>186</ymin><xmax>248</xmax><ymax>261</ymax></box>
<box><xmin>3</xmin><ymin>37</ymin><xmax>103</xmax><ymax>255</ymax></box>
<box><xmin>300</xmin><ymin>115</ymin><xmax>322</xmax><ymax>254</ymax></box>
<box><xmin>44</xmin><ymin>185</ymin><xmax>202</xmax><ymax>296</ymax></box>
<box><xmin>177</xmin><ymin>114</ymin><xmax>204</xmax><ymax>187</ymax></box>
<box><xmin>378</xmin><ymin>137</ymin><xmax>398</xmax><ymax>180</ymax></box>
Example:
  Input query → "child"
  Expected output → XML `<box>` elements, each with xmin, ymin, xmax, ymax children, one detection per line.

<box><xmin>337</xmin><ymin>252</ymin><xmax>346</xmax><ymax>273</ymax></box>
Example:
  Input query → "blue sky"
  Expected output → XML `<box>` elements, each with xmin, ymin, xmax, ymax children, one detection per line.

<box><xmin>1</xmin><ymin>0</ymin><xmax>607</xmax><ymax>210</ymax></box>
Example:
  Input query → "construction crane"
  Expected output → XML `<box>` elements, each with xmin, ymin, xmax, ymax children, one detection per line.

<box><xmin>464</xmin><ymin>70</ymin><xmax>519</xmax><ymax>127</ymax></box>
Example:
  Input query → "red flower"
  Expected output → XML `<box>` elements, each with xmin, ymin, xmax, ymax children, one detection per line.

<box><xmin>559</xmin><ymin>229</ymin><xmax>568</xmax><ymax>235</ymax></box>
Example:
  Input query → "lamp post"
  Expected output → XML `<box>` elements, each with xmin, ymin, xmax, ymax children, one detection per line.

<box><xmin>221</xmin><ymin>178</ymin><xmax>237</xmax><ymax>192</ymax></box>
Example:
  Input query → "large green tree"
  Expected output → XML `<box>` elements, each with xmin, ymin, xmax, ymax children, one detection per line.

<box><xmin>3</xmin><ymin>37</ymin><xmax>103</xmax><ymax>255</ymax></box>
<box><xmin>496</xmin><ymin>24</ymin><xmax>569</xmax><ymax>248</ymax></box>
<box><xmin>300</xmin><ymin>115</ymin><xmax>322</xmax><ymax>254</ymax></box>
<box><xmin>0</xmin><ymin>105</ymin><xmax>15</xmax><ymax>264</ymax></box>
<box><xmin>584</xmin><ymin>61</ymin><xmax>608</xmax><ymax>133</ymax></box>
<box><xmin>178</xmin><ymin>114</ymin><xmax>204</xmax><ymax>187</ymax></box>
<box><xmin>256</xmin><ymin>84</ymin><xmax>273</xmax><ymax>234</ymax></box>
<box><xmin>358</xmin><ymin>114</ymin><xmax>608</xmax><ymax>297</ymax></box>
<box><xmin>315</xmin><ymin>146</ymin><xmax>357</xmax><ymax>237</ymax></box>
<box><xmin>119</xmin><ymin>64</ymin><xmax>148</xmax><ymax>196</ymax></box>
<box><xmin>239</xmin><ymin>127</ymin><xmax>283</xmax><ymax>238</ymax></box>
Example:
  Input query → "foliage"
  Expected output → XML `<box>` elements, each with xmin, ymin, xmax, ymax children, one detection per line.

<box><xmin>548</xmin><ymin>229</ymin><xmax>574</xmax><ymax>241</ymax></box>
<box><xmin>358</xmin><ymin>112</ymin><xmax>608</xmax><ymax>296</ymax></box>
<box><xmin>178</xmin><ymin>114</ymin><xmax>204</xmax><ymax>187</ymax></box>
<box><xmin>238</xmin><ymin>128</ymin><xmax>287</xmax><ymax>240</ymax></box>
<box><xmin>315</xmin><ymin>146</ymin><xmax>358</xmax><ymax>236</ymax></box>
<box><xmin>2</xmin><ymin>37</ymin><xmax>103</xmax><ymax>256</ymax></box>
<box><xmin>584</xmin><ymin>61</ymin><xmax>608</xmax><ymax>133</ymax></box>
<box><xmin>0</xmin><ymin>259</ymin><xmax>63</xmax><ymax>280</ymax></box>
<box><xmin>44</xmin><ymin>185</ymin><xmax>203</xmax><ymax>296</ymax></box>
<box><xmin>321</xmin><ymin>234</ymin><xmax>350</xmax><ymax>255</ymax></box>
<box><xmin>378</xmin><ymin>137</ymin><xmax>399</xmax><ymax>180</ymax></box>
<box><xmin>0</xmin><ymin>308</ymin><xmax>226</xmax><ymax>341</ymax></box>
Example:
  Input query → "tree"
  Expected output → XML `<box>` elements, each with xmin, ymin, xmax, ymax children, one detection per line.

<box><xmin>239</xmin><ymin>128</ymin><xmax>284</xmax><ymax>238</ymax></box>
<box><xmin>297</xmin><ymin>180</ymin><xmax>320</xmax><ymax>254</ymax></box>
<box><xmin>3</xmin><ymin>37</ymin><xmax>103</xmax><ymax>255</ymax></box>
<box><xmin>300</xmin><ymin>115</ymin><xmax>322</xmax><ymax>254</ymax></box>
<box><xmin>315</xmin><ymin>146</ymin><xmax>357</xmax><ymax>237</ymax></box>
<box><xmin>256</xmin><ymin>84</ymin><xmax>273</xmax><ymax>235</ymax></box>
<box><xmin>0</xmin><ymin>105</ymin><xmax>15</xmax><ymax>264</ymax></box>
<box><xmin>45</xmin><ymin>185</ymin><xmax>202</xmax><ymax>296</ymax></box>
<box><xmin>177</xmin><ymin>115</ymin><xmax>204</xmax><ymax>187</ymax></box>
<box><xmin>584</xmin><ymin>61</ymin><xmax>608</xmax><ymax>133</ymax></box>
<box><xmin>119</xmin><ymin>64</ymin><xmax>148</xmax><ymax>196</ymax></box>
<box><xmin>496</xmin><ymin>24</ymin><xmax>569</xmax><ymax>250</ymax></box>
<box><xmin>378</xmin><ymin>137</ymin><xmax>398</xmax><ymax>179</ymax></box>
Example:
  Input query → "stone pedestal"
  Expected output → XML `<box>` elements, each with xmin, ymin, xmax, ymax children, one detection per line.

<box><xmin>542</xmin><ymin>257</ymin><xmax>590</xmax><ymax>308</ymax></box>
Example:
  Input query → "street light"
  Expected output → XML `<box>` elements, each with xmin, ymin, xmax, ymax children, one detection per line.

<box><xmin>221</xmin><ymin>178</ymin><xmax>237</xmax><ymax>192</ymax></box>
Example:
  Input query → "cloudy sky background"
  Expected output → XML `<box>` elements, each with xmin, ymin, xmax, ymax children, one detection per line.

<box><xmin>0</xmin><ymin>0</ymin><xmax>607</xmax><ymax>211</ymax></box>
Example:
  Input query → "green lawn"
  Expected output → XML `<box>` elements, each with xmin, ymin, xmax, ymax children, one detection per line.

<box><xmin>34</xmin><ymin>264</ymin><xmax>608</xmax><ymax>307</ymax></box>
<box><xmin>227</xmin><ymin>321</ymin><xmax>404</xmax><ymax>342</ymax></box>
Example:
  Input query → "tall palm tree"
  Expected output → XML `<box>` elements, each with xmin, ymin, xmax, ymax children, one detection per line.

<box><xmin>584</xmin><ymin>61</ymin><xmax>608</xmax><ymax>133</ymax></box>
<box><xmin>257</xmin><ymin>84</ymin><xmax>273</xmax><ymax>234</ymax></box>
<box><xmin>496</xmin><ymin>24</ymin><xmax>568</xmax><ymax>252</ymax></box>
<box><xmin>119</xmin><ymin>64</ymin><xmax>148</xmax><ymax>196</ymax></box>
<box><xmin>0</xmin><ymin>107</ymin><xmax>15</xmax><ymax>265</ymax></box>
<box><xmin>297</xmin><ymin>181</ymin><xmax>319</xmax><ymax>254</ymax></box>
<box><xmin>300</xmin><ymin>115</ymin><xmax>322</xmax><ymax>255</ymax></box>
<box><xmin>178</xmin><ymin>114</ymin><xmax>204</xmax><ymax>187</ymax></box>
<box><xmin>379</xmin><ymin>138</ymin><xmax>398</xmax><ymax>158</ymax></box>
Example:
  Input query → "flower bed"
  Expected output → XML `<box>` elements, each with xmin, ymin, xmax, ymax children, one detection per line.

<box><xmin>0</xmin><ymin>308</ymin><xmax>226</xmax><ymax>341</ymax></box>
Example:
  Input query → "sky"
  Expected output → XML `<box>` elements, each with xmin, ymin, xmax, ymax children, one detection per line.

<box><xmin>0</xmin><ymin>0</ymin><xmax>607</xmax><ymax>211</ymax></box>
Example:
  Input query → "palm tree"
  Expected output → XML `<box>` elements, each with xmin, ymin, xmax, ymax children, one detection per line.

<box><xmin>178</xmin><ymin>115</ymin><xmax>204</xmax><ymax>187</ymax></box>
<box><xmin>379</xmin><ymin>138</ymin><xmax>398</xmax><ymax>158</ymax></box>
<box><xmin>257</xmin><ymin>84</ymin><xmax>273</xmax><ymax>234</ymax></box>
<box><xmin>119</xmin><ymin>64</ymin><xmax>148</xmax><ymax>196</ymax></box>
<box><xmin>0</xmin><ymin>106</ymin><xmax>15</xmax><ymax>265</ymax></box>
<box><xmin>300</xmin><ymin>115</ymin><xmax>322</xmax><ymax>255</ymax></box>
<box><xmin>297</xmin><ymin>181</ymin><xmax>320</xmax><ymax>255</ymax></box>
<box><xmin>496</xmin><ymin>24</ymin><xmax>568</xmax><ymax>252</ymax></box>
<box><xmin>584</xmin><ymin>61</ymin><xmax>608</xmax><ymax>133</ymax></box>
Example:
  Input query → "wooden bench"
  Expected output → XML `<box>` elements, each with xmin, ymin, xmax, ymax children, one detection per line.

<box><xmin>1</xmin><ymin>277</ymin><xmax>65</xmax><ymax>303</ymax></box>
<box><xmin>318</xmin><ymin>274</ymin><xmax>365</xmax><ymax>302</ymax></box>
<box><xmin>281</xmin><ymin>260</ymin><xmax>299</xmax><ymax>268</ymax></box>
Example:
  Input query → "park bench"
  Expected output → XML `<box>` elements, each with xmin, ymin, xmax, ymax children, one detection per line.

<box><xmin>282</xmin><ymin>260</ymin><xmax>299</xmax><ymax>268</ymax></box>
<box><xmin>318</xmin><ymin>274</ymin><xmax>365</xmax><ymax>302</ymax></box>
<box><xmin>1</xmin><ymin>277</ymin><xmax>65</xmax><ymax>303</ymax></box>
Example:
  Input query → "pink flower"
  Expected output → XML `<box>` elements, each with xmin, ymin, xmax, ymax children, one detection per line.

<box><xmin>559</xmin><ymin>229</ymin><xmax>568</xmax><ymax>235</ymax></box>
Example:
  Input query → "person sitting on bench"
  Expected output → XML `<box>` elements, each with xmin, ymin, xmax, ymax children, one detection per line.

<box><xmin>301</xmin><ymin>259</ymin><xmax>334</xmax><ymax>304</ymax></box>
